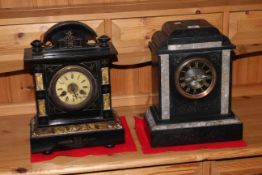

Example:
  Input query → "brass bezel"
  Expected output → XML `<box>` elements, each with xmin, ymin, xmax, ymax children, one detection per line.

<box><xmin>175</xmin><ymin>57</ymin><xmax>217</xmax><ymax>99</ymax></box>
<box><xmin>49</xmin><ymin>65</ymin><xmax>97</xmax><ymax>111</ymax></box>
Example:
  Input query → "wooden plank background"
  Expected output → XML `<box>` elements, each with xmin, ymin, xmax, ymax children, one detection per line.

<box><xmin>0</xmin><ymin>0</ymin><xmax>261</xmax><ymax>108</ymax></box>
<box><xmin>0</xmin><ymin>0</ymin><xmax>150</xmax><ymax>8</ymax></box>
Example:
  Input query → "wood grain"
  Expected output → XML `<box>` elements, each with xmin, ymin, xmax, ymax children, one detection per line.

<box><xmin>85</xmin><ymin>163</ymin><xmax>202</xmax><ymax>175</ymax></box>
<box><xmin>0</xmin><ymin>74</ymin><xmax>11</xmax><ymax>103</ymax></box>
<box><xmin>8</xmin><ymin>73</ymin><xmax>35</xmax><ymax>103</ymax></box>
<box><xmin>0</xmin><ymin>96</ymin><xmax>262</xmax><ymax>174</ymax></box>
<box><xmin>229</xmin><ymin>11</ymin><xmax>262</xmax><ymax>85</ymax></box>
<box><xmin>0</xmin><ymin>102</ymin><xmax>35</xmax><ymax>117</ymax></box>
<box><xmin>0</xmin><ymin>0</ymin><xmax>262</xmax><ymax>26</ymax></box>
<box><xmin>0</xmin><ymin>0</ymin><xmax>34</xmax><ymax>9</ymax></box>
<box><xmin>34</xmin><ymin>0</ymin><xmax>69</xmax><ymax>8</ymax></box>
<box><xmin>211</xmin><ymin>157</ymin><xmax>262</xmax><ymax>175</ymax></box>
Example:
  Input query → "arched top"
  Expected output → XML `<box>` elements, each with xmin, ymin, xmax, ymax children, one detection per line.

<box><xmin>43</xmin><ymin>21</ymin><xmax>97</xmax><ymax>49</ymax></box>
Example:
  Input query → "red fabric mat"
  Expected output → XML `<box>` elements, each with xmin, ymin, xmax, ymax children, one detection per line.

<box><xmin>31</xmin><ymin>116</ymin><xmax>136</xmax><ymax>162</ymax></box>
<box><xmin>135</xmin><ymin>117</ymin><xmax>247</xmax><ymax>154</ymax></box>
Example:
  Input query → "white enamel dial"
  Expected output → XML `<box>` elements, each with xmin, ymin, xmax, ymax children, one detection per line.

<box><xmin>50</xmin><ymin>66</ymin><xmax>95</xmax><ymax>110</ymax></box>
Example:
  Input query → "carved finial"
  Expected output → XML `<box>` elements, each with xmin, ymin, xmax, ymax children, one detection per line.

<box><xmin>31</xmin><ymin>40</ymin><xmax>42</xmax><ymax>53</ymax></box>
<box><xmin>98</xmin><ymin>35</ymin><xmax>110</xmax><ymax>48</ymax></box>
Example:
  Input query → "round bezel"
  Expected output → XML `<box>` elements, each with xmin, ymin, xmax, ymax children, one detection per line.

<box><xmin>49</xmin><ymin>65</ymin><xmax>97</xmax><ymax>111</ymax></box>
<box><xmin>175</xmin><ymin>57</ymin><xmax>217</xmax><ymax>99</ymax></box>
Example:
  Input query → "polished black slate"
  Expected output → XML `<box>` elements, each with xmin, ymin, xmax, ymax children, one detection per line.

<box><xmin>24</xmin><ymin>21</ymin><xmax>124</xmax><ymax>153</ymax></box>
<box><xmin>146</xmin><ymin>19</ymin><xmax>242</xmax><ymax>147</ymax></box>
<box><xmin>149</xmin><ymin>123</ymin><xmax>243</xmax><ymax>147</ymax></box>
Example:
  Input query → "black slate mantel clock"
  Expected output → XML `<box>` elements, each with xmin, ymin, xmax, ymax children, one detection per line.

<box><xmin>24</xmin><ymin>21</ymin><xmax>124</xmax><ymax>154</ymax></box>
<box><xmin>145</xmin><ymin>19</ymin><xmax>243</xmax><ymax>147</ymax></box>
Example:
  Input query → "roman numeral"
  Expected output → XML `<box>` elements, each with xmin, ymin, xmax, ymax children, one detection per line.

<box><xmin>195</xmin><ymin>61</ymin><xmax>199</xmax><ymax>68</ymax></box>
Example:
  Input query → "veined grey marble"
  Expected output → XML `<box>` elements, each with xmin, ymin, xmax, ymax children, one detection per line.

<box><xmin>145</xmin><ymin>108</ymin><xmax>241</xmax><ymax>131</ymax></box>
<box><xmin>160</xmin><ymin>54</ymin><xmax>170</xmax><ymax>120</ymax></box>
<box><xmin>168</xmin><ymin>41</ymin><xmax>222</xmax><ymax>50</ymax></box>
<box><xmin>221</xmin><ymin>50</ymin><xmax>231</xmax><ymax>115</ymax></box>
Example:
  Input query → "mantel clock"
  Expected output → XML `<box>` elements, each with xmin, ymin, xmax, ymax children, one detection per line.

<box><xmin>24</xmin><ymin>21</ymin><xmax>124</xmax><ymax>154</ymax></box>
<box><xmin>145</xmin><ymin>19</ymin><xmax>243</xmax><ymax>147</ymax></box>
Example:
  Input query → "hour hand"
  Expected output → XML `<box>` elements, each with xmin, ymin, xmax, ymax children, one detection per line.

<box><xmin>73</xmin><ymin>91</ymin><xmax>78</xmax><ymax>98</ymax></box>
<box><xmin>185</xmin><ymin>77</ymin><xmax>193</xmax><ymax>83</ymax></box>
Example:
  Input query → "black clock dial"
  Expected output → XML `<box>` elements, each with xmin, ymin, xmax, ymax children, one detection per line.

<box><xmin>49</xmin><ymin>65</ymin><xmax>96</xmax><ymax>110</ymax></box>
<box><xmin>175</xmin><ymin>58</ymin><xmax>217</xmax><ymax>99</ymax></box>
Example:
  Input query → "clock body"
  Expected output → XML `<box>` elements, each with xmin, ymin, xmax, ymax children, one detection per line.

<box><xmin>25</xmin><ymin>22</ymin><xmax>116</xmax><ymax>127</ymax></box>
<box><xmin>169</xmin><ymin>51</ymin><xmax>223</xmax><ymax>122</ymax></box>
<box><xmin>24</xmin><ymin>21</ymin><xmax>124</xmax><ymax>153</ymax></box>
<box><xmin>50</xmin><ymin>65</ymin><xmax>95</xmax><ymax>110</ymax></box>
<box><xmin>146</xmin><ymin>19</ymin><xmax>243</xmax><ymax>147</ymax></box>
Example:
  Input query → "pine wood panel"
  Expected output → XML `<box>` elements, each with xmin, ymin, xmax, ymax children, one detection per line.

<box><xmin>69</xmin><ymin>0</ymin><xmax>113</xmax><ymax>5</ymax></box>
<box><xmin>0</xmin><ymin>0</ymin><xmax>150</xmax><ymax>8</ymax></box>
<box><xmin>229</xmin><ymin>11</ymin><xmax>262</xmax><ymax>85</ymax></box>
<box><xmin>211</xmin><ymin>157</ymin><xmax>262</xmax><ymax>175</ymax></box>
<box><xmin>0</xmin><ymin>0</ymin><xmax>34</xmax><ymax>8</ymax></box>
<box><xmin>0</xmin><ymin>74</ymin><xmax>11</xmax><ymax>103</ymax></box>
<box><xmin>111</xmin><ymin>66</ymin><xmax>152</xmax><ymax>98</ymax></box>
<box><xmin>0</xmin><ymin>20</ymin><xmax>104</xmax><ymax>104</ymax></box>
<box><xmin>0</xmin><ymin>96</ymin><xmax>262</xmax><ymax>174</ymax></box>
<box><xmin>8</xmin><ymin>73</ymin><xmax>34</xmax><ymax>103</ymax></box>
<box><xmin>70</xmin><ymin>0</ymin><xmax>100</xmax><ymax>6</ymax></box>
<box><xmin>85</xmin><ymin>163</ymin><xmax>202</xmax><ymax>175</ymax></box>
<box><xmin>34</xmin><ymin>0</ymin><xmax>69</xmax><ymax>8</ymax></box>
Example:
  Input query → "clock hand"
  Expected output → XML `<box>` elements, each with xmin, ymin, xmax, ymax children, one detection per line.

<box><xmin>73</xmin><ymin>91</ymin><xmax>78</xmax><ymax>99</ymax></box>
<box><xmin>185</xmin><ymin>77</ymin><xmax>193</xmax><ymax>83</ymax></box>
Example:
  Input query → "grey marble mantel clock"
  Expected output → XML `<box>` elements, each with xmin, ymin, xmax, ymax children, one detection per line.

<box><xmin>145</xmin><ymin>19</ymin><xmax>243</xmax><ymax>147</ymax></box>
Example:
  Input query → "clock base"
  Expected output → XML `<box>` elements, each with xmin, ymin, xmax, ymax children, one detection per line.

<box><xmin>145</xmin><ymin>107</ymin><xmax>243</xmax><ymax>147</ymax></box>
<box><xmin>30</xmin><ymin>114</ymin><xmax>124</xmax><ymax>154</ymax></box>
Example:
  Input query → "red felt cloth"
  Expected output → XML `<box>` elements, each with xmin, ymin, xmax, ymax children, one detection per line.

<box><xmin>135</xmin><ymin>117</ymin><xmax>247</xmax><ymax>154</ymax></box>
<box><xmin>31</xmin><ymin>116</ymin><xmax>136</xmax><ymax>162</ymax></box>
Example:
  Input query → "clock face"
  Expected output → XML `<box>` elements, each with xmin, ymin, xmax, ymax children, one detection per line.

<box><xmin>175</xmin><ymin>58</ymin><xmax>217</xmax><ymax>99</ymax></box>
<box><xmin>50</xmin><ymin>65</ymin><xmax>96</xmax><ymax>110</ymax></box>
